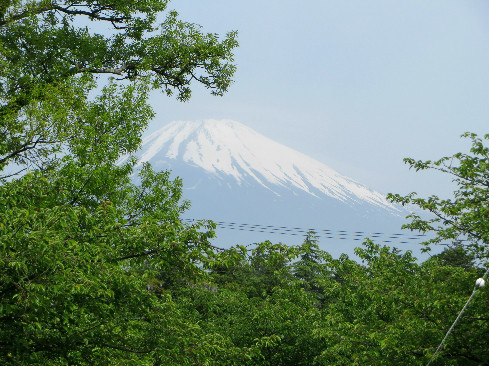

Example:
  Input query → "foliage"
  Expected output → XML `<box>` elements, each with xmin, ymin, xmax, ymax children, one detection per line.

<box><xmin>180</xmin><ymin>240</ymin><xmax>325</xmax><ymax>366</ymax></box>
<box><xmin>383</xmin><ymin>132</ymin><xmax>489</xmax><ymax>364</ymax></box>
<box><xmin>169</xmin><ymin>239</ymin><xmax>489</xmax><ymax>365</ymax></box>
<box><xmin>2</xmin><ymin>2</ymin><xmax>488</xmax><ymax>365</ymax></box>
<box><xmin>312</xmin><ymin>240</ymin><xmax>488</xmax><ymax>365</ymax></box>
<box><xmin>0</xmin><ymin>1</ymin><xmax>237</xmax><ymax>364</ymax></box>
<box><xmin>293</xmin><ymin>231</ymin><xmax>331</xmax><ymax>305</ymax></box>
<box><xmin>0</xmin><ymin>0</ymin><xmax>238</xmax><ymax>175</ymax></box>
<box><xmin>388</xmin><ymin>133</ymin><xmax>489</xmax><ymax>259</ymax></box>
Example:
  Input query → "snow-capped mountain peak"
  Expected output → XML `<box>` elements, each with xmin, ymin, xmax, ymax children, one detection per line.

<box><xmin>128</xmin><ymin>119</ymin><xmax>396</xmax><ymax>211</ymax></box>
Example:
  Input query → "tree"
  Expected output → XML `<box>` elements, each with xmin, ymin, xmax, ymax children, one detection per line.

<box><xmin>312</xmin><ymin>240</ymin><xmax>489</xmax><ymax>365</ymax></box>
<box><xmin>0</xmin><ymin>1</ymin><xmax>238</xmax><ymax>364</ymax></box>
<box><xmin>293</xmin><ymin>231</ymin><xmax>331</xmax><ymax>306</ymax></box>
<box><xmin>208</xmin><ymin>241</ymin><xmax>299</xmax><ymax>299</ymax></box>
<box><xmin>383</xmin><ymin>132</ymin><xmax>489</xmax><ymax>364</ymax></box>
<box><xmin>195</xmin><ymin>241</ymin><xmax>325</xmax><ymax>366</ymax></box>
<box><xmin>428</xmin><ymin>241</ymin><xmax>477</xmax><ymax>270</ymax></box>
<box><xmin>174</xmin><ymin>238</ymin><xmax>488</xmax><ymax>365</ymax></box>
<box><xmin>1</xmin><ymin>0</ymin><xmax>237</xmax><ymax>175</ymax></box>
<box><xmin>387</xmin><ymin>133</ymin><xmax>489</xmax><ymax>260</ymax></box>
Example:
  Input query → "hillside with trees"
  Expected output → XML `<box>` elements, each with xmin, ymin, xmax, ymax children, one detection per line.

<box><xmin>1</xmin><ymin>1</ymin><xmax>488</xmax><ymax>365</ymax></box>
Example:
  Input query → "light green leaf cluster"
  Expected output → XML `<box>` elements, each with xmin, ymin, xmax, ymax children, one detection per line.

<box><xmin>0</xmin><ymin>1</ymin><xmax>238</xmax><ymax>364</ymax></box>
<box><xmin>388</xmin><ymin>133</ymin><xmax>489</xmax><ymax>259</ymax></box>
<box><xmin>165</xmin><ymin>237</ymin><xmax>487</xmax><ymax>365</ymax></box>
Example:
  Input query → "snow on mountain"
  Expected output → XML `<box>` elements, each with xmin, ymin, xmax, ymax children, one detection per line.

<box><xmin>117</xmin><ymin>119</ymin><xmax>426</xmax><ymax>255</ymax></box>
<box><xmin>130</xmin><ymin>119</ymin><xmax>397</xmax><ymax>211</ymax></box>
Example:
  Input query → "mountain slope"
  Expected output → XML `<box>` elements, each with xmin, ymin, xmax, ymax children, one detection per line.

<box><xmin>133</xmin><ymin>119</ymin><xmax>396</xmax><ymax>210</ymax></box>
<box><xmin>120</xmin><ymin>119</ymin><xmax>407</xmax><ymax>250</ymax></box>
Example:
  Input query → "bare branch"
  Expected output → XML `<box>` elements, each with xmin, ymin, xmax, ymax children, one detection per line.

<box><xmin>0</xmin><ymin>167</ymin><xmax>27</xmax><ymax>180</ymax></box>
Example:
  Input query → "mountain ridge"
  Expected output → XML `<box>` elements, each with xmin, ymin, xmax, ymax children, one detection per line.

<box><xmin>130</xmin><ymin>119</ymin><xmax>398</xmax><ymax>212</ymax></box>
<box><xmin>118</xmin><ymin>119</ymin><xmax>411</xmax><ymax>252</ymax></box>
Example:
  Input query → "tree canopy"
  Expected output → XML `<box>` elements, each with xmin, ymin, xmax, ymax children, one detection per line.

<box><xmin>0</xmin><ymin>0</ymin><xmax>237</xmax><ymax>175</ymax></box>
<box><xmin>0</xmin><ymin>1</ymin><xmax>238</xmax><ymax>364</ymax></box>
<box><xmin>388</xmin><ymin>132</ymin><xmax>489</xmax><ymax>260</ymax></box>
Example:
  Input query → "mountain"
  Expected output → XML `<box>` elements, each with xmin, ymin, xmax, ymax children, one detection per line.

<box><xmin>121</xmin><ymin>119</ymin><xmax>409</xmax><ymax>253</ymax></box>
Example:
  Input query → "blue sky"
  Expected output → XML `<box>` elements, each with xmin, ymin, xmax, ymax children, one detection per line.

<box><xmin>147</xmin><ymin>0</ymin><xmax>489</xmax><ymax>199</ymax></box>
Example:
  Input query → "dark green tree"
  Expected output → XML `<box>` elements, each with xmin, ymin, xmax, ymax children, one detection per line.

<box><xmin>209</xmin><ymin>241</ymin><xmax>299</xmax><ymax>298</ymax></box>
<box><xmin>293</xmin><ymin>231</ymin><xmax>331</xmax><ymax>306</ymax></box>
<box><xmin>428</xmin><ymin>241</ymin><xmax>477</xmax><ymax>270</ymax></box>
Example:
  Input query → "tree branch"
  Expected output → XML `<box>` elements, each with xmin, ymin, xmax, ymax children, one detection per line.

<box><xmin>115</xmin><ymin>245</ymin><xmax>174</xmax><ymax>261</ymax></box>
<box><xmin>0</xmin><ymin>136</ymin><xmax>59</xmax><ymax>166</ymax></box>
<box><xmin>0</xmin><ymin>3</ymin><xmax>129</xmax><ymax>27</ymax></box>
<box><xmin>52</xmin><ymin>5</ymin><xmax>128</xmax><ymax>23</ymax></box>
<box><xmin>77</xmin><ymin>64</ymin><xmax>132</xmax><ymax>76</ymax></box>
<box><xmin>0</xmin><ymin>167</ymin><xmax>27</xmax><ymax>180</ymax></box>
<box><xmin>115</xmin><ymin>240</ymin><xmax>224</xmax><ymax>262</ymax></box>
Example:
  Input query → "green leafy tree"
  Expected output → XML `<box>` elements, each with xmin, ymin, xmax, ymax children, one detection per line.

<box><xmin>1</xmin><ymin>0</ymin><xmax>237</xmax><ymax>175</ymax></box>
<box><xmin>384</xmin><ymin>132</ymin><xmax>489</xmax><ymax>364</ymax></box>
<box><xmin>180</xmin><ymin>241</ymin><xmax>325</xmax><ymax>366</ymax></box>
<box><xmin>312</xmin><ymin>240</ymin><xmax>489</xmax><ymax>365</ymax></box>
<box><xmin>310</xmin><ymin>134</ymin><xmax>489</xmax><ymax>365</ymax></box>
<box><xmin>0</xmin><ymin>1</ymin><xmax>237</xmax><ymax>364</ymax></box>
<box><xmin>388</xmin><ymin>133</ymin><xmax>489</xmax><ymax>260</ymax></box>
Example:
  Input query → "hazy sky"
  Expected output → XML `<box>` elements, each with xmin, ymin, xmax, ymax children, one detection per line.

<box><xmin>146</xmin><ymin>0</ymin><xmax>489</xmax><ymax>199</ymax></box>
